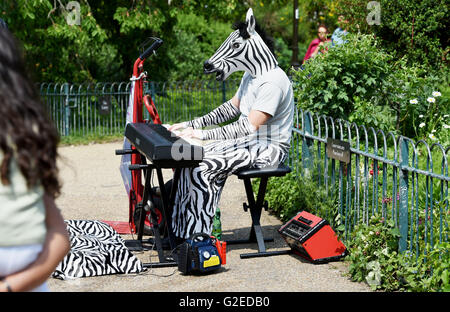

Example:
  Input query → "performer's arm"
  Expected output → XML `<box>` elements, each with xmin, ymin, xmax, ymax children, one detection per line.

<box><xmin>180</xmin><ymin>83</ymin><xmax>280</xmax><ymax>140</ymax></box>
<box><xmin>183</xmin><ymin>109</ymin><xmax>271</xmax><ymax>140</ymax></box>
<box><xmin>187</xmin><ymin>97</ymin><xmax>240</xmax><ymax>129</ymax></box>
<box><xmin>203</xmin><ymin>109</ymin><xmax>271</xmax><ymax>140</ymax></box>
<box><xmin>169</xmin><ymin>96</ymin><xmax>240</xmax><ymax>131</ymax></box>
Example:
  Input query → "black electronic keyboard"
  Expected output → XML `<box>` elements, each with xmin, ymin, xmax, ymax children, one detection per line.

<box><xmin>125</xmin><ymin>122</ymin><xmax>204</xmax><ymax>168</ymax></box>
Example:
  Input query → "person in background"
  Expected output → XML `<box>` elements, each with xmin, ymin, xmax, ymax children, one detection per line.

<box><xmin>302</xmin><ymin>25</ymin><xmax>330</xmax><ymax>64</ymax></box>
<box><xmin>0</xmin><ymin>26</ymin><xmax>70</xmax><ymax>292</ymax></box>
<box><xmin>331</xmin><ymin>15</ymin><xmax>349</xmax><ymax>46</ymax></box>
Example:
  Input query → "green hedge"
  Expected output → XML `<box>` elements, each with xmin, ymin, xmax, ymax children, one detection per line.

<box><xmin>293</xmin><ymin>32</ymin><xmax>448</xmax><ymax>145</ymax></box>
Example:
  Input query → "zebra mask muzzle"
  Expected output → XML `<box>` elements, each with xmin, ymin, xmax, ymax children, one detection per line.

<box><xmin>203</xmin><ymin>60</ymin><xmax>224</xmax><ymax>81</ymax></box>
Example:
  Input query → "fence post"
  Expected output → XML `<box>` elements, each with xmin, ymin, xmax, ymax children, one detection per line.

<box><xmin>151</xmin><ymin>81</ymin><xmax>156</xmax><ymax>103</ymax></box>
<box><xmin>302</xmin><ymin>111</ymin><xmax>314</xmax><ymax>172</ymax></box>
<box><xmin>63</xmin><ymin>82</ymin><xmax>70</xmax><ymax>136</ymax></box>
<box><xmin>221</xmin><ymin>81</ymin><xmax>226</xmax><ymax>103</ymax></box>
<box><xmin>399</xmin><ymin>137</ymin><xmax>409</xmax><ymax>253</ymax></box>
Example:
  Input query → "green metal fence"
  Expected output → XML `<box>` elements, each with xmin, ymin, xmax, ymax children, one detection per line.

<box><xmin>289</xmin><ymin>109</ymin><xmax>449</xmax><ymax>258</ymax></box>
<box><xmin>39</xmin><ymin>80</ymin><xmax>241</xmax><ymax>137</ymax></box>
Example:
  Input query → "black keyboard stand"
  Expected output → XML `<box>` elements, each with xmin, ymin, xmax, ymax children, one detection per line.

<box><xmin>118</xmin><ymin>123</ymin><xmax>203</xmax><ymax>268</ymax></box>
<box><xmin>126</xmin><ymin>159</ymin><xmax>180</xmax><ymax>268</ymax></box>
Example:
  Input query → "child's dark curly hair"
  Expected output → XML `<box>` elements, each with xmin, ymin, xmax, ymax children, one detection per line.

<box><xmin>0</xmin><ymin>28</ymin><xmax>61</xmax><ymax>198</ymax></box>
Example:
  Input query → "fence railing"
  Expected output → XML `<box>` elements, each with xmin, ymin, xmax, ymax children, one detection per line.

<box><xmin>289</xmin><ymin>108</ymin><xmax>449</xmax><ymax>258</ymax></box>
<box><xmin>39</xmin><ymin>80</ymin><xmax>241</xmax><ymax>137</ymax></box>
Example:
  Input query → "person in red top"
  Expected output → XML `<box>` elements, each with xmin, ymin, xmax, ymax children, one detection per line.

<box><xmin>302</xmin><ymin>25</ymin><xmax>330</xmax><ymax>64</ymax></box>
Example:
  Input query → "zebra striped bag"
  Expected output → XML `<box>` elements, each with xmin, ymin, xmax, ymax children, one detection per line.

<box><xmin>52</xmin><ymin>220</ymin><xmax>145</xmax><ymax>280</ymax></box>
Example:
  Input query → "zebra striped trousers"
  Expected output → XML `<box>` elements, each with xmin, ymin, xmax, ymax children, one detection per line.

<box><xmin>171</xmin><ymin>137</ymin><xmax>286</xmax><ymax>239</ymax></box>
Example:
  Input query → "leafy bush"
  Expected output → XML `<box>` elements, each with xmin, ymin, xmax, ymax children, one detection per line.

<box><xmin>402</xmin><ymin>240</ymin><xmax>450</xmax><ymax>292</ymax></box>
<box><xmin>410</xmin><ymin>90</ymin><xmax>449</xmax><ymax>145</ymax></box>
<box><xmin>292</xmin><ymin>32</ymin><xmax>447</xmax><ymax>141</ymax></box>
<box><xmin>346</xmin><ymin>205</ymin><xmax>449</xmax><ymax>292</ymax></box>
<box><xmin>293</xmin><ymin>33</ymin><xmax>395</xmax><ymax>133</ymax></box>
<box><xmin>381</xmin><ymin>58</ymin><xmax>445</xmax><ymax>139</ymax></box>
<box><xmin>400</xmin><ymin>199</ymin><xmax>450</xmax><ymax>292</ymax></box>
<box><xmin>346</xmin><ymin>214</ymin><xmax>403</xmax><ymax>291</ymax></box>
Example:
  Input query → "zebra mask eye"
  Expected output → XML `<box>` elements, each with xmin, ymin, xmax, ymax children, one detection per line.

<box><xmin>232</xmin><ymin>42</ymin><xmax>241</xmax><ymax>49</ymax></box>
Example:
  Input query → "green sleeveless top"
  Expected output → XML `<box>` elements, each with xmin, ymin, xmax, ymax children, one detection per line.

<box><xmin>0</xmin><ymin>152</ymin><xmax>46</xmax><ymax>246</ymax></box>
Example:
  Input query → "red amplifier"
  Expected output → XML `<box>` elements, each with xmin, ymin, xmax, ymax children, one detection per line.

<box><xmin>278</xmin><ymin>211</ymin><xmax>347</xmax><ymax>263</ymax></box>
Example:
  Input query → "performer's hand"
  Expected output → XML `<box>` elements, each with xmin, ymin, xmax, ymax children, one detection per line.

<box><xmin>168</xmin><ymin>122</ymin><xmax>188</xmax><ymax>132</ymax></box>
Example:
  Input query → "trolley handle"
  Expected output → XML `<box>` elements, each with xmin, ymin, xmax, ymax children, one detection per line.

<box><xmin>139</xmin><ymin>37</ymin><xmax>163</xmax><ymax>60</ymax></box>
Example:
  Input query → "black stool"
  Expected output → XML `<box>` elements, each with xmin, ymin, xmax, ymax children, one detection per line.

<box><xmin>226</xmin><ymin>164</ymin><xmax>292</xmax><ymax>259</ymax></box>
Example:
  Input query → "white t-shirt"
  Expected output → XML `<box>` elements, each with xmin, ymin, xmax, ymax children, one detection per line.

<box><xmin>236</xmin><ymin>67</ymin><xmax>294</xmax><ymax>151</ymax></box>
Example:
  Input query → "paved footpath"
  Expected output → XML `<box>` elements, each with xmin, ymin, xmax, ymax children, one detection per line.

<box><xmin>47</xmin><ymin>141</ymin><xmax>372</xmax><ymax>293</ymax></box>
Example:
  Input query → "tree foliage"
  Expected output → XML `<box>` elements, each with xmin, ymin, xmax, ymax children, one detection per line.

<box><xmin>1</xmin><ymin>0</ymin><xmax>123</xmax><ymax>82</ymax></box>
<box><xmin>0</xmin><ymin>0</ymin><xmax>298</xmax><ymax>83</ymax></box>
<box><xmin>2</xmin><ymin>0</ymin><xmax>446</xmax><ymax>84</ymax></box>
<box><xmin>334</xmin><ymin>0</ymin><xmax>449</xmax><ymax>70</ymax></box>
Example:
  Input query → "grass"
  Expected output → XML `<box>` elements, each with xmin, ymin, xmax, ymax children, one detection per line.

<box><xmin>59</xmin><ymin>133</ymin><xmax>124</xmax><ymax>146</ymax></box>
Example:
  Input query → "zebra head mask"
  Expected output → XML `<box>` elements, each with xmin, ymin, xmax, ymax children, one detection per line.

<box><xmin>204</xmin><ymin>8</ymin><xmax>278</xmax><ymax>81</ymax></box>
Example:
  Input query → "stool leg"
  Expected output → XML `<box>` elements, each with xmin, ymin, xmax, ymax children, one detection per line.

<box><xmin>226</xmin><ymin>177</ymin><xmax>274</xmax><ymax>252</ymax></box>
<box><xmin>241</xmin><ymin>176</ymin><xmax>295</xmax><ymax>259</ymax></box>
<box><xmin>247</xmin><ymin>177</ymin><xmax>268</xmax><ymax>252</ymax></box>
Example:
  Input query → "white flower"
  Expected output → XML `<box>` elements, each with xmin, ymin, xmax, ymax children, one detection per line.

<box><xmin>444</xmin><ymin>115</ymin><xmax>449</xmax><ymax>118</ymax></box>
<box><xmin>444</xmin><ymin>124</ymin><xmax>450</xmax><ymax>129</ymax></box>
<box><xmin>409</xmin><ymin>99</ymin><xmax>418</xmax><ymax>104</ymax></box>
<box><xmin>419</xmin><ymin>114</ymin><xmax>424</xmax><ymax>118</ymax></box>
<box><xmin>431</xmin><ymin>129</ymin><xmax>436</xmax><ymax>133</ymax></box>
<box><xmin>432</xmin><ymin>91</ymin><xmax>441</xmax><ymax>97</ymax></box>
<box><xmin>427</xmin><ymin>97</ymin><xmax>436</xmax><ymax>103</ymax></box>
<box><xmin>429</xmin><ymin>133</ymin><xmax>436</xmax><ymax>140</ymax></box>
<box><xmin>419</xmin><ymin>122</ymin><xmax>425</xmax><ymax>128</ymax></box>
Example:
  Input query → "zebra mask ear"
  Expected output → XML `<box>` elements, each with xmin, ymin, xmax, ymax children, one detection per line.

<box><xmin>245</xmin><ymin>8</ymin><xmax>256</xmax><ymax>35</ymax></box>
